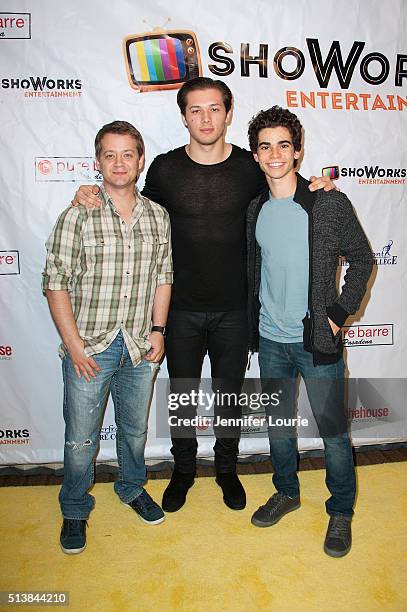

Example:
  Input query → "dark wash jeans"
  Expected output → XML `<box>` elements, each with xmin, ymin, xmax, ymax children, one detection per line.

<box><xmin>259</xmin><ymin>336</ymin><xmax>356</xmax><ymax>517</ymax></box>
<box><xmin>165</xmin><ymin>309</ymin><xmax>248</xmax><ymax>474</ymax></box>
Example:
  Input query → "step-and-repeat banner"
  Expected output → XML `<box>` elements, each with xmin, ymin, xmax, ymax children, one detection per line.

<box><xmin>1</xmin><ymin>0</ymin><xmax>406</xmax><ymax>464</ymax></box>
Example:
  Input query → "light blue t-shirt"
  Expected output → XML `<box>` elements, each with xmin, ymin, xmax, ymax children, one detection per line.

<box><xmin>255</xmin><ymin>194</ymin><xmax>309</xmax><ymax>342</ymax></box>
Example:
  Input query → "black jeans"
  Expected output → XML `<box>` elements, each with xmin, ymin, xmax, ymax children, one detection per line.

<box><xmin>165</xmin><ymin>309</ymin><xmax>248</xmax><ymax>474</ymax></box>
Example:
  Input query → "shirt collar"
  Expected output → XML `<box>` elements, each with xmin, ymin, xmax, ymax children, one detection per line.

<box><xmin>98</xmin><ymin>184</ymin><xmax>144</xmax><ymax>218</ymax></box>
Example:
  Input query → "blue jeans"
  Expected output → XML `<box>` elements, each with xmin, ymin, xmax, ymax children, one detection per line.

<box><xmin>59</xmin><ymin>331</ymin><xmax>159</xmax><ymax>520</ymax></box>
<box><xmin>259</xmin><ymin>336</ymin><xmax>355</xmax><ymax>517</ymax></box>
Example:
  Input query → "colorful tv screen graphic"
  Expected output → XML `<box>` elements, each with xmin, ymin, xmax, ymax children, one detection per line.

<box><xmin>123</xmin><ymin>29</ymin><xmax>202</xmax><ymax>92</ymax></box>
<box><xmin>322</xmin><ymin>165</ymin><xmax>340</xmax><ymax>179</ymax></box>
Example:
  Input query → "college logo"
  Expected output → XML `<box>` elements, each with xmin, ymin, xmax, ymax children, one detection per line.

<box><xmin>340</xmin><ymin>240</ymin><xmax>398</xmax><ymax>267</ymax></box>
<box><xmin>0</xmin><ymin>250</ymin><xmax>20</xmax><ymax>275</ymax></box>
<box><xmin>100</xmin><ymin>425</ymin><xmax>117</xmax><ymax>441</ymax></box>
<box><xmin>0</xmin><ymin>13</ymin><xmax>31</xmax><ymax>39</ymax></box>
<box><xmin>342</xmin><ymin>324</ymin><xmax>393</xmax><ymax>347</ymax></box>
<box><xmin>372</xmin><ymin>240</ymin><xmax>398</xmax><ymax>265</ymax></box>
<box><xmin>35</xmin><ymin>158</ymin><xmax>102</xmax><ymax>182</ymax></box>
<box><xmin>123</xmin><ymin>27</ymin><xmax>202</xmax><ymax>92</ymax></box>
<box><xmin>0</xmin><ymin>345</ymin><xmax>13</xmax><ymax>360</ymax></box>
<box><xmin>1</xmin><ymin>77</ymin><xmax>82</xmax><ymax>99</ymax></box>
<box><xmin>0</xmin><ymin>428</ymin><xmax>30</xmax><ymax>445</ymax></box>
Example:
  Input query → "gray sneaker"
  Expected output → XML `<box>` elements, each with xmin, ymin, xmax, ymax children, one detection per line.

<box><xmin>251</xmin><ymin>491</ymin><xmax>300</xmax><ymax>527</ymax></box>
<box><xmin>324</xmin><ymin>515</ymin><xmax>352</xmax><ymax>557</ymax></box>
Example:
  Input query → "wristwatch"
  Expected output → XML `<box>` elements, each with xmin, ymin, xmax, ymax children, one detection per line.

<box><xmin>151</xmin><ymin>325</ymin><xmax>166</xmax><ymax>335</ymax></box>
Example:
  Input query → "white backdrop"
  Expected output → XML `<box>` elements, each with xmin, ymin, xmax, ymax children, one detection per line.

<box><xmin>1</xmin><ymin>0</ymin><xmax>406</xmax><ymax>465</ymax></box>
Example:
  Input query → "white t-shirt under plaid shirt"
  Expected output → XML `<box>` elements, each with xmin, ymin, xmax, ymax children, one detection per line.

<box><xmin>42</xmin><ymin>186</ymin><xmax>173</xmax><ymax>365</ymax></box>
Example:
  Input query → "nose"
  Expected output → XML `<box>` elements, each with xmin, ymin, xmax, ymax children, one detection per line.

<box><xmin>201</xmin><ymin>110</ymin><xmax>211</xmax><ymax>123</ymax></box>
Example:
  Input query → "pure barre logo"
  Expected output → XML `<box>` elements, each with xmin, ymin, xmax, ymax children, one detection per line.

<box><xmin>342</xmin><ymin>324</ymin><xmax>394</xmax><ymax>347</ymax></box>
<box><xmin>35</xmin><ymin>157</ymin><xmax>102</xmax><ymax>182</ymax></box>
<box><xmin>0</xmin><ymin>251</ymin><xmax>20</xmax><ymax>275</ymax></box>
<box><xmin>0</xmin><ymin>13</ymin><xmax>31</xmax><ymax>39</ymax></box>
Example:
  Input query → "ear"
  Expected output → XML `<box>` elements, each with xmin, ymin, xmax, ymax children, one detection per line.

<box><xmin>294</xmin><ymin>150</ymin><xmax>300</xmax><ymax>160</ymax></box>
<box><xmin>138</xmin><ymin>153</ymin><xmax>145</xmax><ymax>175</ymax></box>
<box><xmin>253</xmin><ymin>152</ymin><xmax>259</xmax><ymax>163</ymax></box>
<box><xmin>95</xmin><ymin>158</ymin><xmax>101</xmax><ymax>170</ymax></box>
<box><xmin>181</xmin><ymin>114</ymin><xmax>188</xmax><ymax>128</ymax></box>
<box><xmin>225</xmin><ymin>108</ymin><xmax>233</xmax><ymax>127</ymax></box>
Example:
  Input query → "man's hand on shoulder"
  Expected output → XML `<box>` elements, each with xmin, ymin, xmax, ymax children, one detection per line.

<box><xmin>145</xmin><ymin>331</ymin><xmax>165</xmax><ymax>363</ymax></box>
<box><xmin>308</xmin><ymin>175</ymin><xmax>339</xmax><ymax>193</ymax></box>
<box><xmin>71</xmin><ymin>184</ymin><xmax>101</xmax><ymax>208</ymax></box>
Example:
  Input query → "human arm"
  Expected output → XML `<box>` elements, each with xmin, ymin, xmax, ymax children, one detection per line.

<box><xmin>45</xmin><ymin>290</ymin><xmax>101</xmax><ymax>381</ymax></box>
<box><xmin>145</xmin><ymin>213</ymin><xmax>173</xmax><ymax>362</ymax></box>
<box><xmin>327</xmin><ymin>198</ymin><xmax>373</xmax><ymax>329</ymax></box>
<box><xmin>42</xmin><ymin>207</ymin><xmax>100</xmax><ymax>379</ymax></box>
<box><xmin>145</xmin><ymin>283</ymin><xmax>172</xmax><ymax>362</ymax></box>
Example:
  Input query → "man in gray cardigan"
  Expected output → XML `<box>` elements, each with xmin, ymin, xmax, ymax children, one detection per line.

<box><xmin>246</xmin><ymin>106</ymin><xmax>373</xmax><ymax>557</ymax></box>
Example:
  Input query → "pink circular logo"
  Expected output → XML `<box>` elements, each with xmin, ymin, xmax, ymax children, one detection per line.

<box><xmin>38</xmin><ymin>159</ymin><xmax>53</xmax><ymax>175</ymax></box>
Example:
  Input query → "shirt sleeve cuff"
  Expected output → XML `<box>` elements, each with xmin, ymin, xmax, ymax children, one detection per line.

<box><xmin>42</xmin><ymin>278</ymin><xmax>71</xmax><ymax>294</ymax></box>
<box><xmin>156</xmin><ymin>272</ymin><xmax>173</xmax><ymax>285</ymax></box>
<box><xmin>326</xmin><ymin>303</ymin><xmax>349</xmax><ymax>328</ymax></box>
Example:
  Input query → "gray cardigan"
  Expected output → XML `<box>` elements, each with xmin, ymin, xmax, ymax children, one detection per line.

<box><xmin>247</xmin><ymin>173</ymin><xmax>373</xmax><ymax>365</ymax></box>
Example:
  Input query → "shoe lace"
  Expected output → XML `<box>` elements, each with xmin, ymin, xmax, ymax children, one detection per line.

<box><xmin>328</xmin><ymin>516</ymin><xmax>349</xmax><ymax>539</ymax></box>
<box><xmin>65</xmin><ymin>519</ymin><xmax>86</xmax><ymax>535</ymax></box>
<box><xmin>135</xmin><ymin>491</ymin><xmax>154</xmax><ymax>511</ymax></box>
<box><xmin>265</xmin><ymin>492</ymin><xmax>288</xmax><ymax>512</ymax></box>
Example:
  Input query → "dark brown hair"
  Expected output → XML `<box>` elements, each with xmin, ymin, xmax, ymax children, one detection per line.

<box><xmin>176</xmin><ymin>77</ymin><xmax>233</xmax><ymax>115</ymax></box>
<box><xmin>95</xmin><ymin>120</ymin><xmax>144</xmax><ymax>159</ymax></box>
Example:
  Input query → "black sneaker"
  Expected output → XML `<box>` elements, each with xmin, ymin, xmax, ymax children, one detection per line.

<box><xmin>60</xmin><ymin>518</ymin><xmax>87</xmax><ymax>554</ymax></box>
<box><xmin>251</xmin><ymin>491</ymin><xmax>300</xmax><ymax>527</ymax></box>
<box><xmin>324</xmin><ymin>515</ymin><xmax>352</xmax><ymax>557</ymax></box>
<box><xmin>162</xmin><ymin>471</ymin><xmax>195</xmax><ymax>512</ymax></box>
<box><xmin>216</xmin><ymin>473</ymin><xmax>246</xmax><ymax>510</ymax></box>
<box><xmin>127</xmin><ymin>489</ymin><xmax>165</xmax><ymax>525</ymax></box>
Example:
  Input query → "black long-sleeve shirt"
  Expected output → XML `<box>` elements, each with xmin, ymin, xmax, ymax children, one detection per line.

<box><xmin>142</xmin><ymin>145</ymin><xmax>266</xmax><ymax>311</ymax></box>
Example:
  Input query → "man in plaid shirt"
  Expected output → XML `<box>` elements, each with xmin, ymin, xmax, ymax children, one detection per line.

<box><xmin>43</xmin><ymin>121</ymin><xmax>172</xmax><ymax>554</ymax></box>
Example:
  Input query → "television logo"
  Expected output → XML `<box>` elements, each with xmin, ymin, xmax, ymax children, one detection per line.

<box><xmin>123</xmin><ymin>28</ymin><xmax>202</xmax><ymax>92</ymax></box>
<box><xmin>322</xmin><ymin>166</ymin><xmax>339</xmax><ymax>180</ymax></box>
<box><xmin>0</xmin><ymin>13</ymin><xmax>31</xmax><ymax>39</ymax></box>
<box><xmin>35</xmin><ymin>157</ymin><xmax>102</xmax><ymax>182</ymax></box>
<box><xmin>342</xmin><ymin>324</ymin><xmax>393</xmax><ymax>347</ymax></box>
<box><xmin>0</xmin><ymin>250</ymin><xmax>20</xmax><ymax>275</ymax></box>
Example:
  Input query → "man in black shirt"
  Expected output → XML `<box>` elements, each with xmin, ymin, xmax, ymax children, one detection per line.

<box><xmin>73</xmin><ymin>77</ymin><xmax>335</xmax><ymax>513</ymax></box>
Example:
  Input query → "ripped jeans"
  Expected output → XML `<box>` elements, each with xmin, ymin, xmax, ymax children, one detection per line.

<box><xmin>59</xmin><ymin>331</ymin><xmax>159</xmax><ymax>520</ymax></box>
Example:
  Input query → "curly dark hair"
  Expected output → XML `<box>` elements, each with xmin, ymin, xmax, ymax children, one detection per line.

<box><xmin>248</xmin><ymin>106</ymin><xmax>303</xmax><ymax>158</ymax></box>
<box><xmin>177</xmin><ymin>77</ymin><xmax>233</xmax><ymax>115</ymax></box>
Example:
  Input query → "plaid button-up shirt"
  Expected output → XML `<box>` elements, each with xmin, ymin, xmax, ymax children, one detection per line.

<box><xmin>42</xmin><ymin>186</ymin><xmax>173</xmax><ymax>365</ymax></box>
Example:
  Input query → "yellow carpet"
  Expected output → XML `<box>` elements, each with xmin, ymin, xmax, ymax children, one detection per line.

<box><xmin>0</xmin><ymin>463</ymin><xmax>406</xmax><ymax>612</ymax></box>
